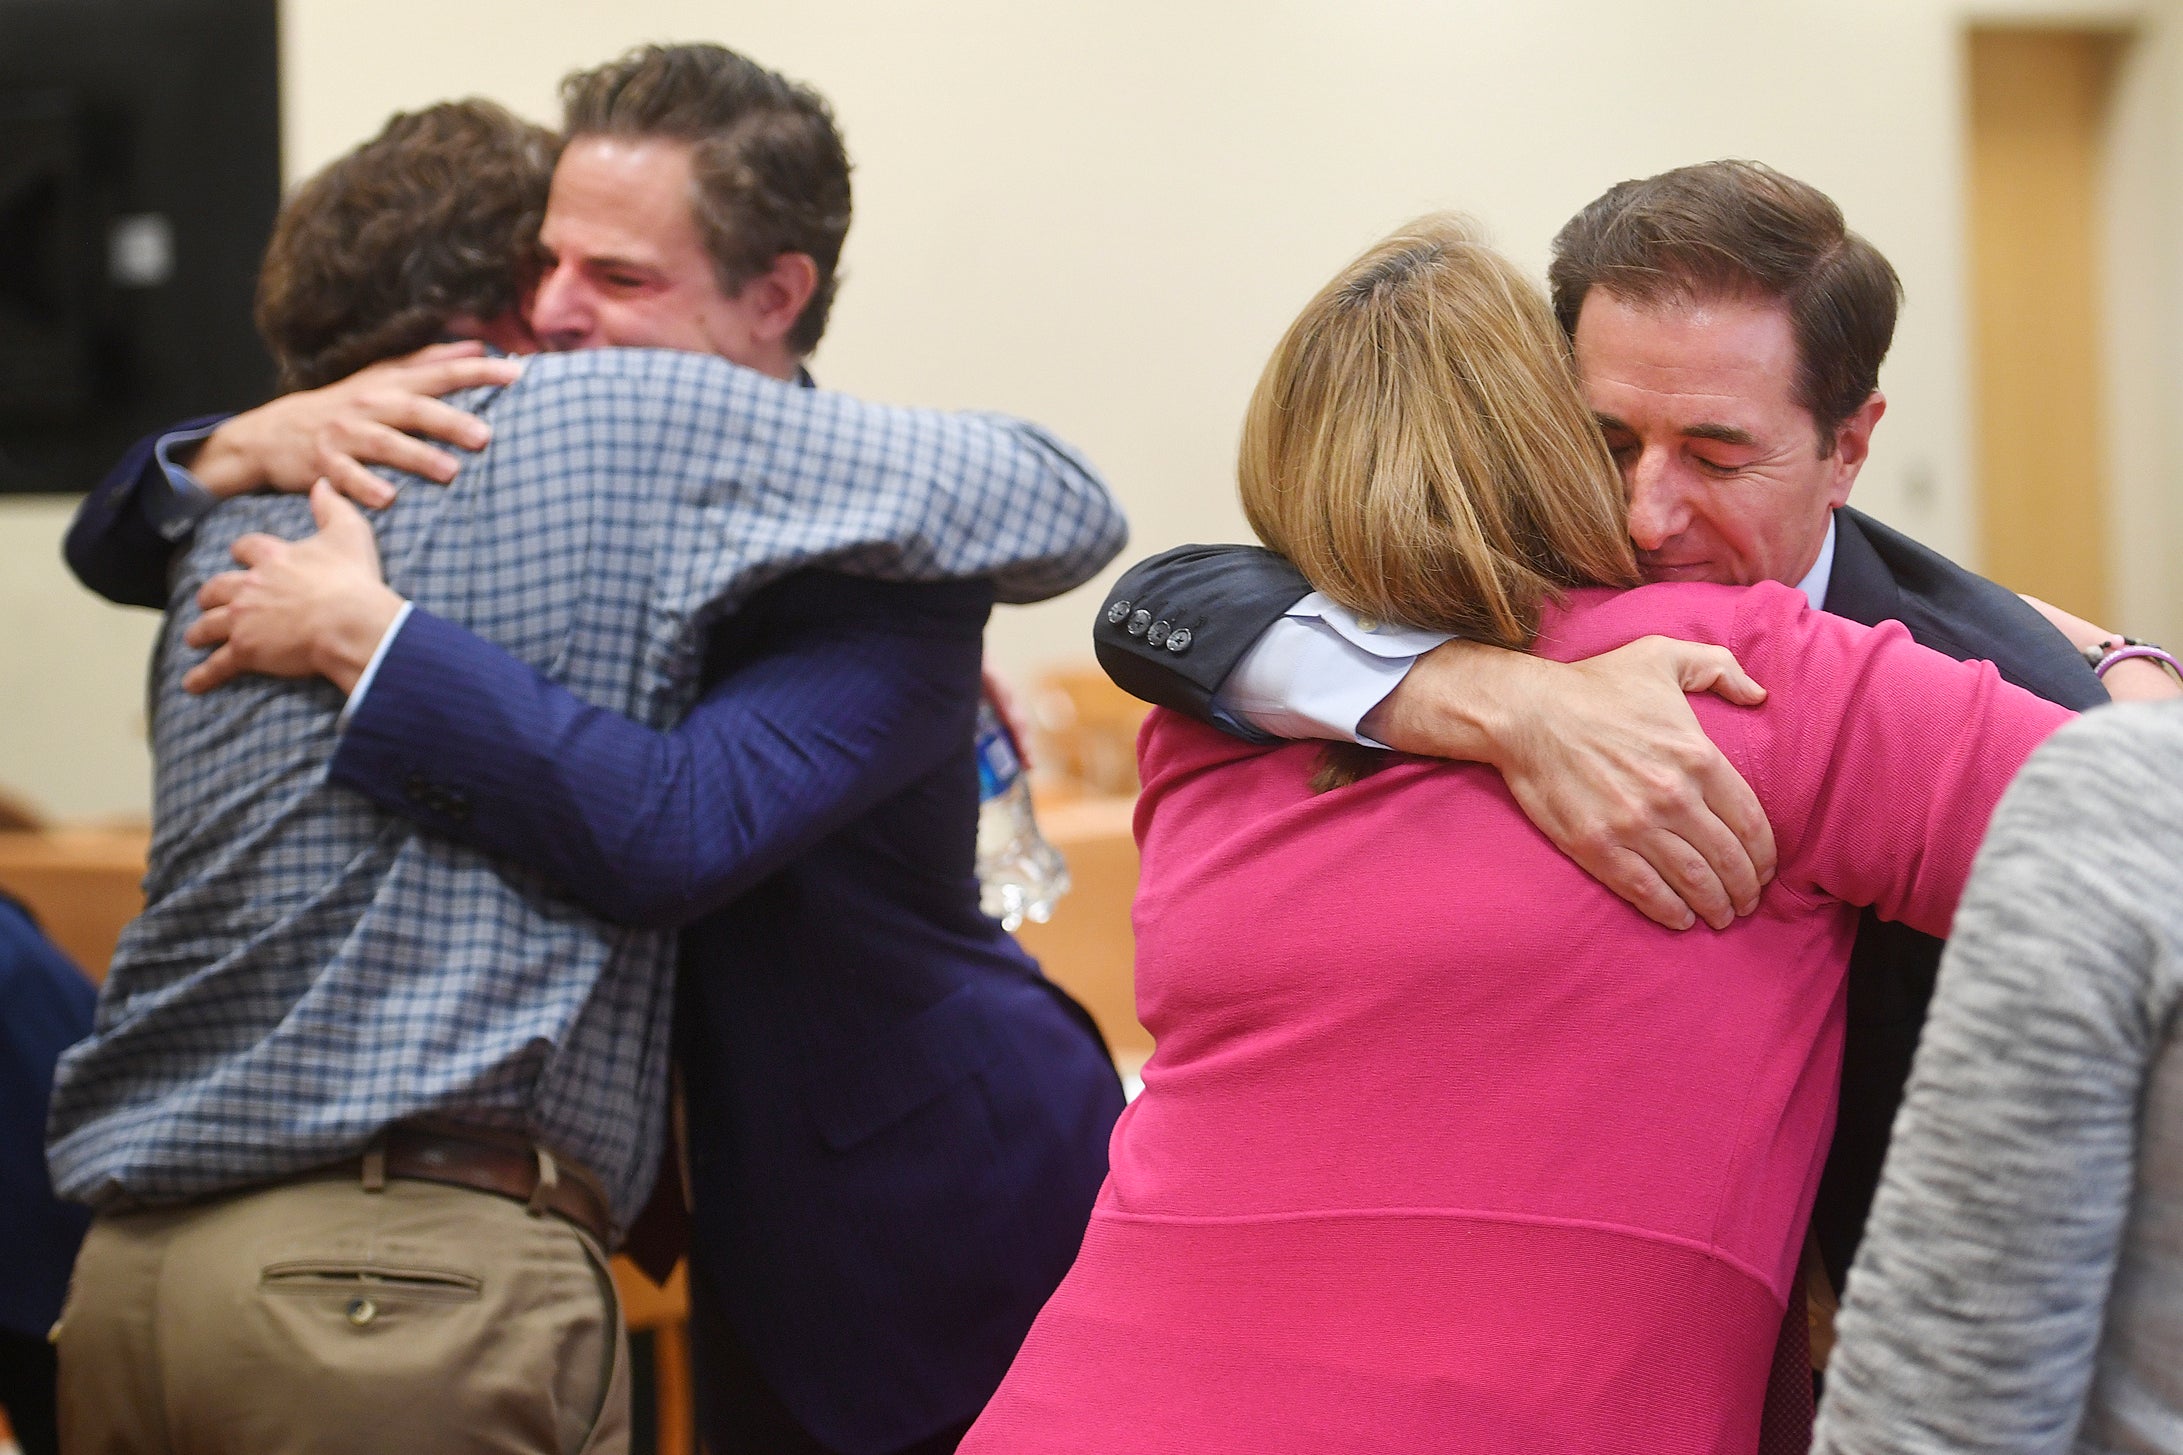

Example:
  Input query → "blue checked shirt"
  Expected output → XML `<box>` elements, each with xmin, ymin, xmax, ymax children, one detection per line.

<box><xmin>47</xmin><ymin>348</ymin><xmax>1125</xmax><ymax>1230</ymax></box>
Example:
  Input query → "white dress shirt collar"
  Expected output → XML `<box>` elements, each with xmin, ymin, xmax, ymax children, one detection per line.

<box><xmin>1794</xmin><ymin>514</ymin><xmax>1838</xmax><ymax>611</ymax></box>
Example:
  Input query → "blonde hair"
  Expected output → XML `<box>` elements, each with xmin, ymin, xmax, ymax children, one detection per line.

<box><xmin>1237</xmin><ymin>214</ymin><xmax>1639</xmax><ymax>788</ymax></box>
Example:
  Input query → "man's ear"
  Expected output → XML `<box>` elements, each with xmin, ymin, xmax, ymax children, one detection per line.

<box><xmin>1827</xmin><ymin>391</ymin><xmax>1887</xmax><ymax>507</ymax></box>
<box><xmin>465</xmin><ymin>308</ymin><xmax>540</xmax><ymax>357</ymax></box>
<box><xmin>738</xmin><ymin>252</ymin><xmax>821</xmax><ymax>348</ymax></box>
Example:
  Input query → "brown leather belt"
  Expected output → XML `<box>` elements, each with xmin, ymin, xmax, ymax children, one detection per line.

<box><xmin>343</xmin><ymin>1122</ymin><xmax>613</xmax><ymax>1246</ymax></box>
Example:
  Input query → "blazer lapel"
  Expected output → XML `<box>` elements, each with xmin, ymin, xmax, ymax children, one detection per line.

<box><xmin>1817</xmin><ymin>509</ymin><xmax>1903</xmax><ymax>630</ymax></box>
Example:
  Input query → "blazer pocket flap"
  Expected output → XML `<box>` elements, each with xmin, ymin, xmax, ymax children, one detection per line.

<box><xmin>807</xmin><ymin>988</ymin><xmax>1008</xmax><ymax>1152</ymax></box>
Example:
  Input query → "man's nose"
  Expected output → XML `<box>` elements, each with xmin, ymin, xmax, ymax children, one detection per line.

<box><xmin>528</xmin><ymin>264</ymin><xmax>593</xmax><ymax>350</ymax></box>
<box><xmin>1623</xmin><ymin>451</ymin><xmax>1691</xmax><ymax>552</ymax></box>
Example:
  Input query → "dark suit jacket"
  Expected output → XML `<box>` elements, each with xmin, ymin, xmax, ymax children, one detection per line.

<box><xmin>62</xmin><ymin>413</ymin><xmax>229</xmax><ymax>609</ymax></box>
<box><xmin>0</xmin><ymin>896</ymin><xmax>95</xmax><ymax>1342</ymax></box>
<box><xmin>68</xmin><ymin>436</ymin><xmax>1123</xmax><ymax>1455</ymax></box>
<box><xmin>1094</xmin><ymin>506</ymin><xmax>2107</xmax><ymax>1286</ymax></box>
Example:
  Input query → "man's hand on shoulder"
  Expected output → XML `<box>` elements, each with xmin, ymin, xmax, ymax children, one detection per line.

<box><xmin>187</xmin><ymin>342</ymin><xmax>522</xmax><ymax>507</ymax></box>
<box><xmin>1362</xmin><ymin>637</ymin><xmax>1775</xmax><ymax>930</ymax></box>
<box><xmin>183</xmin><ymin>482</ymin><xmax>404</xmax><ymax>695</ymax></box>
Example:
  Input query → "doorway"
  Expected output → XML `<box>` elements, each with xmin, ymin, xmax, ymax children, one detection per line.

<box><xmin>1966</xmin><ymin>25</ymin><xmax>2126</xmax><ymax>623</ymax></box>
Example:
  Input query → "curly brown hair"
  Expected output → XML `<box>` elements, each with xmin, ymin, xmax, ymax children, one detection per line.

<box><xmin>255</xmin><ymin>100</ymin><xmax>560</xmax><ymax>390</ymax></box>
<box><xmin>561</xmin><ymin>44</ymin><xmax>851</xmax><ymax>356</ymax></box>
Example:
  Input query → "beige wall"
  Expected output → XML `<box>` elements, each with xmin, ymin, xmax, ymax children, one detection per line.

<box><xmin>2100</xmin><ymin>4</ymin><xmax>2183</xmax><ymax>652</ymax></box>
<box><xmin>278</xmin><ymin>0</ymin><xmax>1983</xmax><ymax>655</ymax></box>
<box><xmin>0</xmin><ymin>500</ymin><xmax>160</xmax><ymax>821</ymax></box>
<box><xmin>8</xmin><ymin>0</ymin><xmax>2181</xmax><ymax>820</ymax></box>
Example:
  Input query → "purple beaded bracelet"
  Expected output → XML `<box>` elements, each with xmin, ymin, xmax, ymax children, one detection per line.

<box><xmin>2090</xmin><ymin>641</ymin><xmax>2183</xmax><ymax>681</ymax></box>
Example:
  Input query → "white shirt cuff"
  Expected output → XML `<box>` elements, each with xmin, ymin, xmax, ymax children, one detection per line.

<box><xmin>1212</xmin><ymin>592</ymin><xmax>1453</xmax><ymax>747</ymax></box>
<box><xmin>338</xmin><ymin>600</ymin><xmax>415</xmax><ymax>729</ymax></box>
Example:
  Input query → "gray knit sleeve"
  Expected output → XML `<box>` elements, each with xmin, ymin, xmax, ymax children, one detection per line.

<box><xmin>1812</xmin><ymin>703</ymin><xmax>2183</xmax><ymax>1455</ymax></box>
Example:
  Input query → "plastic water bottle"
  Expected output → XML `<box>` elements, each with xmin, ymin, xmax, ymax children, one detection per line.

<box><xmin>974</xmin><ymin>696</ymin><xmax>1070</xmax><ymax>931</ymax></box>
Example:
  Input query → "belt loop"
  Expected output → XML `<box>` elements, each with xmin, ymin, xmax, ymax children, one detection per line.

<box><xmin>527</xmin><ymin>1146</ymin><xmax>559</xmax><ymax>1217</ymax></box>
<box><xmin>362</xmin><ymin>1140</ymin><xmax>387</xmax><ymax>1193</ymax></box>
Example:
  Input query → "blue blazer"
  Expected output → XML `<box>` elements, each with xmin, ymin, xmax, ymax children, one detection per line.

<box><xmin>67</xmin><ymin>442</ymin><xmax>1122</xmax><ymax>1455</ymax></box>
<box><xmin>1</xmin><ymin>896</ymin><xmax>96</xmax><ymax>1341</ymax></box>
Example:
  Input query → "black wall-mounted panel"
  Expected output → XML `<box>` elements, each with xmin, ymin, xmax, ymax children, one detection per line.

<box><xmin>0</xmin><ymin>0</ymin><xmax>279</xmax><ymax>493</ymax></box>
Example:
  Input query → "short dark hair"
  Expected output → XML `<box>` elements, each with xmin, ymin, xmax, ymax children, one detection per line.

<box><xmin>561</xmin><ymin>43</ymin><xmax>852</xmax><ymax>356</ymax></box>
<box><xmin>1547</xmin><ymin>160</ymin><xmax>1902</xmax><ymax>453</ymax></box>
<box><xmin>255</xmin><ymin>100</ymin><xmax>558</xmax><ymax>391</ymax></box>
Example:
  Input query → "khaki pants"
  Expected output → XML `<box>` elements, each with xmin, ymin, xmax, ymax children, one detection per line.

<box><xmin>55</xmin><ymin>1172</ymin><xmax>629</xmax><ymax>1455</ymax></box>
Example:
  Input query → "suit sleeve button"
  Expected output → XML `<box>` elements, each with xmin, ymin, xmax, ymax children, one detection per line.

<box><xmin>1105</xmin><ymin>599</ymin><xmax>1132</xmax><ymax>624</ymax></box>
<box><xmin>1165</xmin><ymin>627</ymin><xmax>1192</xmax><ymax>653</ymax></box>
<box><xmin>1127</xmin><ymin>609</ymin><xmax>1151</xmax><ymax>637</ymax></box>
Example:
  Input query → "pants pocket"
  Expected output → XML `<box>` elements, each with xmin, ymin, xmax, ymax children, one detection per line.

<box><xmin>569</xmin><ymin>1231</ymin><xmax>630</xmax><ymax>1455</ymax></box>
<box><xmin>259</xmin><ymin>1260</ymin><xmax>484</xmax><ymax>1313</ymax></box>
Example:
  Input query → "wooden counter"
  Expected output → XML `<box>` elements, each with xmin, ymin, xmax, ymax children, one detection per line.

<box><xmin>0</xmin><ymin>827</ymin><xmax>150</xmax><ymax>983</ymax></box>
<box><xmin>0</xmin><ymin>800</ymin><xmax>1154</xmax><ymax>1056</ymax></box>
<box><xmin>1013</xmin><ymin>795</ymin><xmax>1150</xmax><ymax>1063</ymax></box>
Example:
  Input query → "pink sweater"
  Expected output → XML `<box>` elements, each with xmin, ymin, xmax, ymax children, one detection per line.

<box><xmin>963</xmin><ymin>582</ymin><xmax>2073</xmax><ymax>1455</ymax></box>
